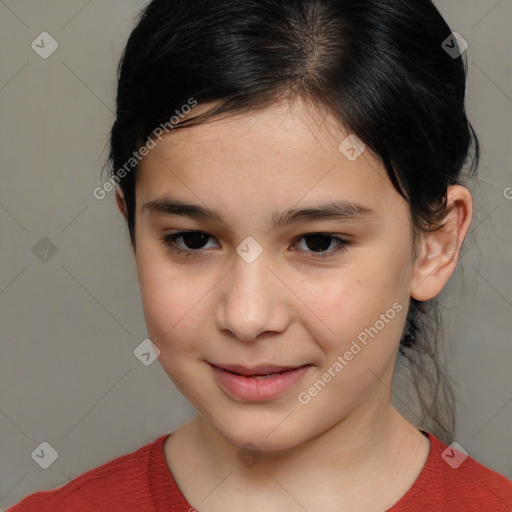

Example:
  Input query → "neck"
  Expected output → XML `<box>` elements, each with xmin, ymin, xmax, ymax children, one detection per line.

<box><xmin>190</xmin><ymin>390</ymin><xmax>414</xmax><ymax>490</ymax></box>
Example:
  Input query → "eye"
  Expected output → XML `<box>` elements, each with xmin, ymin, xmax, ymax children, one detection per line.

<box><xmin>161</xmin><ymin>231</ymin><xmax>217</xmax><ymax>256</ymax></box>
<box><xmin>292</xmin><ymin>233</ymin><xmax>350</xmax><ymax>258</ymax></box>
<box><xmin>160</xmin><ymin>231</ymin><xmax>351</xmax><ymax>259</ymax></box>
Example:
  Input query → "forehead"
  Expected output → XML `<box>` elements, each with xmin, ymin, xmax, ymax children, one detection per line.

<box><xmin>141</xmin><ymin>98</ymin><xmax>360</xmax><ymax>167</ymax></box>
<box><xmin>135</xmin><ymin>98</ymin><xmax>401</xmax><ymax>219</ymax></box>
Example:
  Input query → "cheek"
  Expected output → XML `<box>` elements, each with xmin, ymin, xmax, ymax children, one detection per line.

<box><xmin>135</xmin><ymin>248</ymin><xmax>216</xmax><ymax>356</ymax></box>
<box><xmin>302</xmin><ymin>258</ymin><xmax>410</xmax><ymax>355</ymax></box>
<box><xmin>293</xmin><ymin>267</ymin><xmax>409</xmax><ymax>417</ymax></box>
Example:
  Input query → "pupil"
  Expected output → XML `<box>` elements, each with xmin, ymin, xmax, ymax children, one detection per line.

<box><xmin>305</xmin><ymin>234</ymin><xmax>330</xmax><ymax>252</ymax></box>
<box><xmin>183</xmin><ymin>232</ymin><xmax>208</xmax><ymax>249</ymax></box>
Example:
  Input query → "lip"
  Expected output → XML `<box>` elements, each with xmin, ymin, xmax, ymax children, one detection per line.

<box><xmin>208</xmin><ymin>362</ymin><xmax>312</xmax><ymax>402</ymax></box>
<box><xmin>211</xmin><ymin>362</ymin><xmax>304</xmax><ymax>376</ymax></box>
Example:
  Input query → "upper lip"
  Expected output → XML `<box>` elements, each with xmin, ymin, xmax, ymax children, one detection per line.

<box><xmin>208</xmin><ymin>362</ymin><xmax>308</xmax><ymax>376</ymax></box>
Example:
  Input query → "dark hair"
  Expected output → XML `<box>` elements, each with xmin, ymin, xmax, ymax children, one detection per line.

<box><xmin>108</xmin><ymin>0</ymin><xmax>479</xmax><ymax>442</ymax></box>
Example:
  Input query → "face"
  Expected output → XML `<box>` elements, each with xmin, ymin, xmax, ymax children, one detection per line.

<box><xmin>131</xmin><ymin>97</ymin><xmax>417</xmax><ymax>451</ymax></box>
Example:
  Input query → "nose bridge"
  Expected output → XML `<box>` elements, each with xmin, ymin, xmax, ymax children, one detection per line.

<box><xmin>218</xmin><ymin>246</ymin><xmax>287</xmax><ymax>342</ymax></box>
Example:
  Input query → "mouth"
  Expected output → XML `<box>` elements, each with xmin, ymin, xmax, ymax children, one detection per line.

<box><xmin>208</xmin><ymin>361</ymin><xmax>312</xmax><ymax>401</ymax></box>
<box><xmin>209</xmin><ymin>362</ymin><xmax>307</xmax><ymax>377</ymax></box>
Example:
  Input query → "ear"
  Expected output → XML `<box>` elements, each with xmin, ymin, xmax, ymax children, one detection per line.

<box><xmin>115</xmin><ymin>186</ymin><xmax>128</xmax><ymax>219</ymax></box>
<box><xmin>410</xmin><ymin>185</ymin><xmax>472</xmax><ymax>301</ymax></box>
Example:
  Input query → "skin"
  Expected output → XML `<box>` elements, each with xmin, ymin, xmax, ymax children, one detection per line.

<box><xmin>116</xmin><ymin>96</ymin><xmax>472</xmax><ymax>511</ymax></box>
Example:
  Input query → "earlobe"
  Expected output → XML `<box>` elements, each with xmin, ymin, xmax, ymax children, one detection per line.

<box><xmin>410</xmin><ymin>185</ymin><xmax>473</xmax><ymax>301</ymax></box>
<box><xmin>115</xmin><ymin>186</ymin><xmax>128</xmax><ymax>219</ymax></box>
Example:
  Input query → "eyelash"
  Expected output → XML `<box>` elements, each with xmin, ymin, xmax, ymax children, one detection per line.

<box><xmin>160</xmin><ymin>231</ymin><xmax>351</xmax><ymax>259</ymax></box>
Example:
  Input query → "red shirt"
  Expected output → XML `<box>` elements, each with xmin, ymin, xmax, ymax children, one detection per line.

<box><xmin>6</xmin><ymin>431</ymin><xmax>512</xmax><ymax>511</ymax></box>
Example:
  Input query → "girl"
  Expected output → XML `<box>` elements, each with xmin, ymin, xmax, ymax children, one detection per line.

<box><xmin>9</xmin><ymin>0</ymin><xmax>511</xmax><ymax>510</ymax></box>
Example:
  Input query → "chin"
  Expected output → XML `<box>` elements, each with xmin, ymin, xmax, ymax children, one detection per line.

<box><xmin>217</xmin><ymin>412</ymin><xmax>309</xmax><ymax>453</ymax></box>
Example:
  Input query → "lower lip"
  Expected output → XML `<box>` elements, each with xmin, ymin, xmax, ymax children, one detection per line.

<box><xmin>211</xmin><ymin>364</ymin><xmax>311</xmax><ymax>402</ymax></box>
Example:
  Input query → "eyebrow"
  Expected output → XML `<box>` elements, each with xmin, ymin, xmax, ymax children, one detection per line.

<box><xmin>141</xmin><ymin>197</ymin><xmax>376</xmax><ymax>230</ymax></box>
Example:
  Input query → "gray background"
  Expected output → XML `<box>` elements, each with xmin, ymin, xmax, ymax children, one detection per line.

<box><xmin>0</xmin><ymin>0</ymin><xmax>511</xmax><ymax>508</ymax></box>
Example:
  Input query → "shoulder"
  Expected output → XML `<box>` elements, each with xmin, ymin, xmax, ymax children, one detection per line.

<box><xmin>392</xmin><ymin>432</ymin><xmax>512</xmax><ymax>511</ymax></box>
<box><xmin>427</xmin><ymin>434</ymin><xmax>512</xmax><ymax>505</ymax></box>
<box><xmin>6</xmin><ymin>434</ymin><xmax>170</xmax><ymax>512</ymax></box>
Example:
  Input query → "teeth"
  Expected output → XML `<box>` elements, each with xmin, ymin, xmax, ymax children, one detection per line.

<box><xmin>253</xmin><ymin>372</ymin><xmax>281</xmax><ymax>379</ymax></box>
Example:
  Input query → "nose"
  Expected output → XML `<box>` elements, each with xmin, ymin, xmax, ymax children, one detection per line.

<box><xmin>216</xmin><ymin>256</ymin><xmax>290</xmax><ymax>342</ymax></box>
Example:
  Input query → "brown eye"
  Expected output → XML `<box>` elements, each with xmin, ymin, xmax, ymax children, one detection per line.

<box><xmin>301</xmin><ymin>234</ymin><xmax>335</xmax><ymax>253</ymax></box>
<box><xmin>161</xmin><ymin>231</ymin><xmax>216</xmax><ymax>255</ymax></box>
<box><xmin>175</xmin><ymin>232</ymin><xmax>209</xmax><ymax>250</ymax></box>
<box><xmin>160</xmin><ymin>231</ymin><xmax>350</xmax><ymax>259</ymax></box>
<box><xmin>293</xmin><ymin>234</ymin><xmax>350</xmax><ymax>259</ymax></box>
